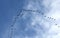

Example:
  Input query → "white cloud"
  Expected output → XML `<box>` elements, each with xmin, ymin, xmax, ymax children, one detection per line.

<box><xmin>3</xmin><ymin>0</ymin><xmax>60</xmax><ymax>38</ymax></box>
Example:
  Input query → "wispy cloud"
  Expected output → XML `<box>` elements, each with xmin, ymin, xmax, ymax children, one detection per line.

<box><xmin>2</xmin><ymin>0</ymin><xmax>60</xmax><ymax>38</ymax></box>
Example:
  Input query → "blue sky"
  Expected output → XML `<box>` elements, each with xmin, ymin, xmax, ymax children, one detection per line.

<box><xmin>0</xmin><ymin>0</ymin><xmax>60</xmax><ymax>38</ymax></box>
<box><xmin>0</xmin><ymin>0</ymin><xmax>47</xmax><ymax>38</ymax></box>
<box><xmin>0</xmin><ymin>0</ymin><xmax>24</xmax><ymax>38</ymax></box>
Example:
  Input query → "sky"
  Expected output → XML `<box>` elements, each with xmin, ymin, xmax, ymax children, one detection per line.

<box><xmin>0</xmin><ymin>0</ymin><xmax>60</xmax><ymax>38</ymax></box>
<box><xmin>0</xmin><ymin>0</ymin><xmax>24</xmax><ymax>38</ymax></box>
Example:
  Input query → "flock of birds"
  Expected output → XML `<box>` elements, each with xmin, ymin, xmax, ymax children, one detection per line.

<box><xmin>9</xmin><ymin>9</ymin><xmax>58</xmax><ymax>38</ymax></box>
